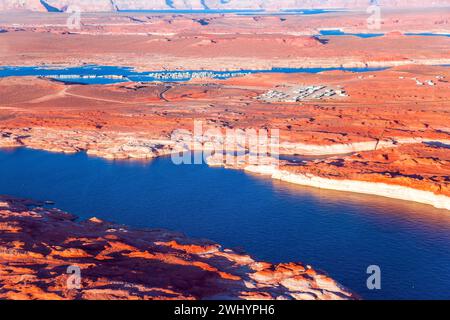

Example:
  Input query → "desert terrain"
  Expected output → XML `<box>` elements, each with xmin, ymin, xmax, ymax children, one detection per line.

<box><xmin>0</xmin><ymin>9</ymin><xmax>449</xmax><ymax>69</ymax></box>
<box><xmin>1</xmin><ymin>65</ymin><xmax>449</xmax><ymax>208</ymax></box>
<box><xmin>0</xmin><ymin>6</ymin><xmax>449</xmax><ymax>300</ymax></box>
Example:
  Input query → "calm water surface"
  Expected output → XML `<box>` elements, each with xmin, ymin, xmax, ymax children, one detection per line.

<box><xmin>319</xmin><ymin>29</ymin><xmax>384</xmax><ymax>38</ymax></box>
<box><xmin>319</xmin><ymin>30</ymin><xmax>450</xmax><ymax>38</ymax></box>
<box><xmin>117</xmin><ymin>9</ymin><xmax>337</xmax><ymax>15</ymax></box>
<box><xmin>0</xmin><ymin>65</ymin><xmax>388</xmax><ymax>84</ymax></box>
<box><xmin>1</xmin><ymin>148</ymin><xmax>449</xmax><ymax>300</ymax></box>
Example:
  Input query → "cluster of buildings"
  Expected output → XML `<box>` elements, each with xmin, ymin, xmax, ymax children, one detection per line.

<box><xmin>400</xmin><ymin>75</ymin><xmax>445</xmax><ymax>87</ymax></box>
<box><xmin>45</xmin><ymin>74</ymin><xmax>126</xmax><ymax>80</ymax></box>
<box><xmin>257</xmin><ymin>85</ymin><xmax>348</xmax><ymax>103</ymax></box>
<box><xmin>412</xmin><ymin>78</ymin><xmax>436</xmax><ymax>86</ymax></box>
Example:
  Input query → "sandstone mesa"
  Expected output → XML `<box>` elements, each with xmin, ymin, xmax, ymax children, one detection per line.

<box><xmin>1</xmin><ymin>9</ymin><xmax>449</xmax><ymax>70</ymax></box>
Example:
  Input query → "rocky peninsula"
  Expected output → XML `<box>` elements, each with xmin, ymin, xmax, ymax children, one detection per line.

<box><xmin>0</xmin><ymin>196</ymin><xmax>354</xmax><ymax>300</ymax></box>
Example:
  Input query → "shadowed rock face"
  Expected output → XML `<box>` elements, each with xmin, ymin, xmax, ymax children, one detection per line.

<box><xmin>0</xmin><ymin>196</ymin><xmax>354</xmax><ymax>300</ymax></box>
<box><xmin>1</xmin><ymin>0</ymin><xmax>449</xmax><ymax>12</ymax></box>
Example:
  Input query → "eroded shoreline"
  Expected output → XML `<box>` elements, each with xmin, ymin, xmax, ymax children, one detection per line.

<box><xmin>1</xmin><ymin>131</ymin><xmax>449</xmax><ymax>211</ymax></box>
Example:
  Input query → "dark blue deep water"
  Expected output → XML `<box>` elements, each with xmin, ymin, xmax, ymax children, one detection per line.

<box><xmin>1</xmin><ymin>148</ymin><xmax>449</xmax><ymax>300</ymax></box>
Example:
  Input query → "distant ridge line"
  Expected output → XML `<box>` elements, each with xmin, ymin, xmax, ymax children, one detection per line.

<box><xmin>1</xmin><ymin>0</ymin><xmax>449</xmax><ymax>13</ymax></box>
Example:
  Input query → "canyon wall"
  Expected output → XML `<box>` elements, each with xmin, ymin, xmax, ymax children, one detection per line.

<box><xmin>1</xmin><ymin>0</ymin><xmax>449</xmax><ymax>12</ymax></box>
<box><xmin>245</xmin><ymin>165</ymin><xmax>450</xmax><ymax>211</ymax></box>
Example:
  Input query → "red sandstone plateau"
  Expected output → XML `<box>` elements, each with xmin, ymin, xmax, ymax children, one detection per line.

<box><xmin>0</xmin><ymin>196</ymin><xmax>354</xmax><ymax>300</ymax></box>
<box><xmin>1</xmin><ymin>9</ymin><xmax>449</xmax><ymax>69</ymax></box>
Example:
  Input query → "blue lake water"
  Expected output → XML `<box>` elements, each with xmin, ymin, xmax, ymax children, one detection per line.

<box><xmin>279</xmin><ymin>9</ymin><xmax>338</xmax><ymax>15</ymax></box>
<box><xmin>404</xmin><ymin>33</ymin><xmax>450</xmax><ymax>38</ymax></box>
<box><xmin>117</xmin><ymin>9</ymin><xmax>337</xmax><ymax>15</ymax></box>
<box><xmin>320</xmin><ymin>30</ymin><xmax>450</xmax><ymax>38</ymax></box>
<box><xmin>319</xmin><ymin>30</ymin><xmax>384</xmax><ymax>38</ymax></box>
<box><xmin>118</xmin><ymin>9</ymin><xmax>265</xmax><ymax>14</ymax></box>
<box><xmin>39</xmin><ymin>0</ymin><xmax>62</xmax><ymax>13</ymax></box>
<box><xmin>0</xmin><ymin>65</ymin><xmax>389</xmax><ymax>85</ymax></box>
<box><xmin>1</xmin><ymin>147</ymin><xmax>449</xmax><ymax>300</ymax></box>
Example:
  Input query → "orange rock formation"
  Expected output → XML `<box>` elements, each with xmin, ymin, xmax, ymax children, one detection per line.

<box><xmin>0</xmin><ymin>196</ymin><xmax>354</xmax><ymax>300</ymax></box>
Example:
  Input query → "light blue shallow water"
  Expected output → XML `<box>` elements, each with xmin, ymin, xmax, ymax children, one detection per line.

<box><xmin>319</xmin><ymin>30</ymin><xmax>450</xmax><ymax>38</ymax></box>
<box><xmin>1</xmin><ymin>148</ymin><xmax>449</xmax><ymax>300</ymax></box>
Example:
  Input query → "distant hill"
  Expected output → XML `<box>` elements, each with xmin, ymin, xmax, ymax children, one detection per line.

<box><xmin>1</xmin><ymin>0</ymin><xmax>448</xmax><ymax>13</ymax></box>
